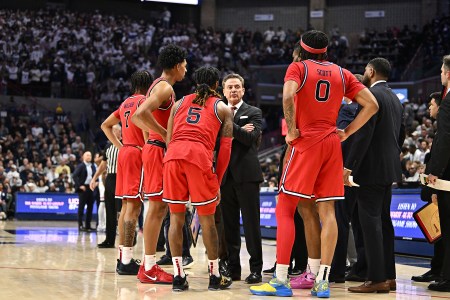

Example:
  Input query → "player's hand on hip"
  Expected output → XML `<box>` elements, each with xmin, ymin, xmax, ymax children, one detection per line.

<box><xmin>285</xmin><ymin>129</ymin><xmax>300</xmax><ymax>145</ymax></box>
<box><xmin>343</xmin><ymin>168</ymin><xmax>352</xmax><ymax>186</ymax></box>
<box><xmin>337</xmin><ymin>129</ymin><xmax>348</xmax><ymax>142</ymax></box>
<box><xmin>242</xmin><ymin>123</ymin><xmax>255</xmax><ymax>132</ymax></box>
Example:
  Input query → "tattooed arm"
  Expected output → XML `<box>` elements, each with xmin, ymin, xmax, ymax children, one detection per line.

<box><xmin>282</xmin><ymin>80</ymin><xmax>299</xmax><ymax>144</ymax></box>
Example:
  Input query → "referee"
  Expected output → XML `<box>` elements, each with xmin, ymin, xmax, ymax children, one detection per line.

<box><xmin>90</xmin><ymin>124</ymin><xmax>120</xmax><ymax>248</ymax></box>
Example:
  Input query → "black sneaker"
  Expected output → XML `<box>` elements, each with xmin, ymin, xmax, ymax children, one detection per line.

<box><xmin>263</xmin><ymin>263</ymin><xmax>276</xmax><ymax>275</ymax></box>
<box><xmin>288</xmin><ymin>267</ymin><xmax>303</xmax><ymax>277</ymax></box>
<box><xmin>208</xmin><ymin>274</ymin><xmax>232</xmax><ymax>290</ymax></box>
<box><xmin>172</xmin><ymin>275</ymin><xmax>189</xmax><ymax>292</ymax></box>
<box><xmin>157</xmin><ymin>254</ymin><xmax>172</xmax><ymax>266</ymax></box>
<box><xmin>182</xmin><ymin>256</ymin><xmax>194</xmax><ymax>269</ymax></box>
<box><xmin>116</xmin><ymin>259</ymin><xmax>120</xmax><ymax>273</ymax></box>
<box><xmin>117</xmin><ymin>258</ymin><xmax>141</xmax><ymax>275</ymax></box>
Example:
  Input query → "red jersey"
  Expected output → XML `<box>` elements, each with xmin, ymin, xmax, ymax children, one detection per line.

<box><xmin>284</xmin><ymin>59</ymin><xmax>365</xmax><ymax>152</ymax></box>
<box><xmin>113</xmin><ymin>94</ymin><xmax>145</xmax><ymax>147</ymax></box>
<box><xmin>164</xmin><ymin>94</ymin><xmax>222</xmax><ymax>170</ymax></box>
<box><xmin>144</xmin><ymin>77</ymin><xmax>175</xmax><ymax>142</ymax></box>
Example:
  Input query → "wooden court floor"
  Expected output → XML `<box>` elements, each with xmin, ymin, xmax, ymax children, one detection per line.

<box><xmin>0</xmin><ymin>220</ymin><xmax>449</xmax><ymax>300</ymax></box>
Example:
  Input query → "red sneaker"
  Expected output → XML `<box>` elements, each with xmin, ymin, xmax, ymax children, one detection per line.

<box><xmin>138</xmin><ymin>264</ymin><xmax>174</xmax><ymax>284</ymax></box>
<box><xmin>137</xmin><ymin>264</ymin><xmax>144</xmax><ymax>279</ymax></box>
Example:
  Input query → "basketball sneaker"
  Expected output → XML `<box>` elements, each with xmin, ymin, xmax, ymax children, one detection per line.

<box><xmin>290</xmin><ymin>271</ymin><xmax>315</xmax><ymax>289</ymax></box>
<box><xmin>208</xmin><ymin>274</ymin><xmax>232</xmax><ymax>290</ymax></box>
<box><xmin>249</xmin><ymin>278</ymin><xmax>293</xmax><ymax>297</ymax></box>
<box><xmin>311</xmin><ymin>280</ymin><xmax>330</xmax><ymax>298</ymax></box>
<box><xmin>138</xmin><ymin>264</ymin><xmax>173</xmax><ymax>284</ymax></box>
<box><xmin>172</xmin><ymin>275</ymin><xmax>189</xmax><ymax>292</ymax></box>
<box><xmin>117</xmin><ymin>258</ymin><xmax>141</xmax><ymax>275</ymax></box>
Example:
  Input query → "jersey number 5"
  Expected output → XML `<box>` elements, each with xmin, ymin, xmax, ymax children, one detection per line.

<box><xmin>186</xmin><ymin>107</ymin><xmax>202</xmax><ymax>124</ymax></box>
<box><xmin>124</xmin><ymin>111</ymin><xmax>131</xmax><ymax>128</ymax></box>
<box><xmin>315</xmin><ymin>80</ymin><xmax>330</xmax><ymax>102</ymax></box>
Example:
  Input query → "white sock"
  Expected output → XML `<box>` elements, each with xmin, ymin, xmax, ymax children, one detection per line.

<box><xmin>117</xmin><ymin>245</ymin><xmax>123</xmax><ymax>260</ymax></box>
<box><xmin>275</xmin><ymin>264</ymin><xmax>289</xmax><ymax>283</ymax></box>
<box><xmin>145</xmin><ymin>254</ymin><xmax>157</xmax><ymax>271</ymax></box>
<box><xmin>308</xmin><ymin>258</ymin><xmax>321</xmax><ymax>275</ymax></box>
<box><xmin>172</xmin><ymin>257</ymin><xmax>185</xmax><ymax>277</ymax></box>
<box><xmin>121</xmin><ymin>247</ymin><xmax>133</xmax><ymax>264</ymax></box>
<box><xmin>316</xmin><ymin>265</ymin><xmax>331</xmax><ymax>282</ymax></box>
<box><xmin>208</xmin><ymin>259</ymin><xmax>220</xmax><ymax>277</ymax></box>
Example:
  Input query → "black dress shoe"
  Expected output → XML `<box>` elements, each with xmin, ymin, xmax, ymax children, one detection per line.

<box><xmin>263</xmin><ymin>263</ymin><xmax>276</xmax><ymax>275</ymax></box>
<box><xmin>245</xmin><ymin>272</ymin><xmax>262</xmax><ymax>284</ymax></box>
<box><xmin>230</xmin><ymin>273</ymin><xmax>241</xmax><ymax>281</ymax></box>
<box><xmin>79</xmin><ymin>226</ymin><xmax>87</xmax><ymax>232</ymax></box>
<box><xmin>329</xmin><ymin>274</ymin><xmax>346</xmax><ymax>283</ymax></box>
<box><xmin>412</xmin><ymin>270</ymin><xmax>442</xmax><ymax>282</ymax></box>
<box><xmin>345</xmin><ymin>272</ymin><xmax>366</xmax><ymax>282</ymax></box>
<box><xmin>428</xmin><ymin>279</ymin><xmax>450</xmax><ymax>292</ymax></box>
<box><xmin>97</xmin><ymin>241</ymin><xmax>115</xmax><ymax>248</ymax></box>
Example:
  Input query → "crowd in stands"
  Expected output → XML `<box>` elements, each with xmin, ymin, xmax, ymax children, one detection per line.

<box><xmin>0</xmin><ymin>101</ymin><xmax>97</xmax><ymax>218</ymax></box>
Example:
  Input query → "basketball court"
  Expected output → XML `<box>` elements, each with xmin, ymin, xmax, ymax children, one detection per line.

<box><xmin>0</xmin><ymin>220</ymin><xmax>448</xmax><ymax>299</ymax></box>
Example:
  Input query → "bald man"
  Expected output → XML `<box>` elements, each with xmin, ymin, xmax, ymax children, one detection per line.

<box><xmin>72</xmin><ymin>151</ymin><xmax>97</xmax><ymax>231</ymax></box>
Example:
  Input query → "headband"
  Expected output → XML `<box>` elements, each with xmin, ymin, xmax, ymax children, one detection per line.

<box><xmin>300</xmin><ymin>39</ymin><xmax>327</xmax><ymax>54</ymax></box>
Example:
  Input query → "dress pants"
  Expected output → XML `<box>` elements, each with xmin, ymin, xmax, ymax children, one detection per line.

<box><xmin>78</xmin><ymin>185</ymin><xmax>95</xmax><ymax>229</ymax></box>
<box><xmin>331</xmin><ymin>187</ymin><xmax>367</xmax><ymax>277</ymax></box>
<box><xmin>437</xmin><ymin>190</ymin><xmax>450</xmax><ymax>279</ymax></box>
<box><xmin>357</xmin><ymin>184</ymin><xmax>396</xmax><ymax>282</ymax></box>
<box><xmin>221</xmin><ymin>174</ymin><xmax>263</xmax><ymax>275</ymax></box>
<box><xmin>104</xmin><ymin>174</ymin><xmax>117</xmax><ymax>244</ymax></box>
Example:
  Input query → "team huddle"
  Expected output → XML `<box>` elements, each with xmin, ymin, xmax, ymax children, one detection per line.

<box><xmin>100</xmin><ymin>30</ymin><xmax>383</xmax><ymax>297</ymax></box>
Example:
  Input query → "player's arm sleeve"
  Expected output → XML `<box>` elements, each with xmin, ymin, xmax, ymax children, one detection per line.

<box><xmin>232</xmin><ymin>107</ymin><xmax>262</xmax><ymax>147</ymax></box>
<box><xmin>344</xmin><ymin>100</ymin><xmax>378</xmax><ymax>172</ymax></box>
<box><xmin>284</xmin><ymin>62</ymin><xmax>303</xmax><ymax>87</ymax></box>
<box><xmin>343</xmin><ymin>69</ymin><xmax>366</xmax><ymax>101</ymax></box>
<box><xmin>428</xmin><ymin>96</ymin><xmax>450</xmax><ymax>177</ymax></box>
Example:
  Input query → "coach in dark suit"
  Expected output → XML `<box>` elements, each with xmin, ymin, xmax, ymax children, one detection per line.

<box><xmin>426</xmin><ymin>55</ymin><xmax>450</xmax><ymax>292</ymax></box>
<box><xmin>72</xmin><ymin>151</ymin><xmax>97</xmax><ymax>231</ymax></box>
<box><xmin>345</xmin><ymin>58</ymin><xmax>404</xmax><ymax>293</ymax></box>
<box><xmin>220</xmin><ymin>73</ymin><xmax>264</xmax><ymax>284</ymax></box>
<box><xmin>331</xmin><ymin>97</ymin><xmax>367</xmax><ymax>283</ymax></box>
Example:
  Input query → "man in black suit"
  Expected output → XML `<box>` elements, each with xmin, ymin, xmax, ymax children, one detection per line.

<box><xmin>72</xmin><ymin>151</ymin><xmax>97</xmax><ymax>231</ymax></box>
<box><xmin>220</xmin><ymin>73</ymin><xmax>264</xmax><ymax>284</ymax></box>
<box><xmin>412</xmin><ymin>92</ymin><xmax>444</xmax><ymax>283</ymax></box>
<box><xmin>426</xmin><ymin>55</ymin><xmax>450</xmax><ymax>292</ymax></box>
<box><xmin>345</xmin><ymin>58</ymin><xmax>404</xmax><ymax>293</ymax></box>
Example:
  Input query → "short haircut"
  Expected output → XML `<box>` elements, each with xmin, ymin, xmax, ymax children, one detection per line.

<box><xmin>443</xmin><ymin>55</ymin><xmax>450</xmax><ymax>71</ymax></box>
<box><xmin>222</xmin><ymin>73</ymin><xmax>244</xmax><ymax>87</ymax></box>
<box><xmin>157</xmin><ymin>44</ymin><xmax>187</xmax><ymax>70</ymax></box>
<box><xmin>299</xmin><ymin>30</ymin><xmax>329</xmax><ymax>61</ymax></box>
<box><xmin>368</xmin><ymin>57</ymin><xmax>391</xmax><ymax>79</ymax></box>
<box><xmin>429</xmin><ymin>91</ymin><xmax>442</xmax><ymax>106</ymax></box>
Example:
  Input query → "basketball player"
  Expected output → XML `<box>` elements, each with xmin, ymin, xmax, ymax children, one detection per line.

<box><xmin>101</xmin><ymin>70</ymin><xmax>153</xmax><ymax>275</ymax></box>
<box><xmin>250</xmin><ymin>30</ymin><xmax>379</xmax><ymax>298</ymax></box>
<box><xmin>163</xmin><ymin>66</ymin><xmax>233</xmax><ymax>291</ymax></box>
<box><xmin>132</xmin><ymin>44</ymin><xmax>187</xmax><ymax>284</ymax></box>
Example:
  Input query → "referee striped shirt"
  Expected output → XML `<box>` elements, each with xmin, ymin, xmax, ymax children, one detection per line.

<box><xmin>104</xmin><ymin>143</ymin><xmax>119</xmax><ymax>174</ymax></box>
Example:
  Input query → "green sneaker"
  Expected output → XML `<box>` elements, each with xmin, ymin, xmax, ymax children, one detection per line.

<box><xmin>311</xmin><ymin>280</ymin><xmax>330</xmax><ymax>298</ymax></box>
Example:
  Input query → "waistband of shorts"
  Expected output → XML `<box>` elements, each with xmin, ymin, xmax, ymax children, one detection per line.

<box><xmin>146</xmin><ymin>139</ymin><xmax>166</xmax><ymax>149</ymax></box>
<box><xmin>123</xmin><ymin>144</ymin><xmax>142</xmax><ymax>151</ymax></box>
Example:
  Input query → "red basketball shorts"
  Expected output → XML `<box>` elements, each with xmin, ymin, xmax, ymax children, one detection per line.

<box><xmin>115</xmin><ymin>145</ymin><xmax>143</xmax><ymax>200</ymax></box>
<box><xmin>163</xmin><ymin>160</ymin><xmax>219</xmax><ymax>215</ymax></box>
<box><xmin>142</xmin><ymin>142</ymin><xmax>164</xmax><ymax>201</ymax></box>
<box><xmin>279</xmin><ymin>133</ymin><xmax>344</xmax><ymax>202</ymax></box>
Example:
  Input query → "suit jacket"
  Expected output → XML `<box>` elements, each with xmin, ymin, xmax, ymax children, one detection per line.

<box><xmin>72</xmin><ymin>162</ymin><xmax>96</xmax><ymax>191</ymax></box>
<box><xmin>345</xmin><ymin>82</ymin><xmax>405</xmax><ymax>185</ymax></box>
<box><xmin>337</xmin><ymin>102</ymin><xmax>359</xmax><ymax>161</ymax></box>
<box><xmin>426</xmin><ymin>89</ymin><xmax>450</xmax><ymax>180</ymax></box>
<box><xmin>221</xmin><ymin>101</ymin><xmax>264</xmax><ymax>184</ymax></box>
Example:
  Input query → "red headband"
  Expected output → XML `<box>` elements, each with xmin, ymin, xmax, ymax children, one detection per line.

<box><xmin>300</xmin><ymin>39</ymin><xmax>327</xmax><ymax>54</ymax></box>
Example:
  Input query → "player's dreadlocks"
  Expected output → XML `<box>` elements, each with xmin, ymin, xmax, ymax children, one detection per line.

<box><xmin>299</xmin><ymin>30</ymin><xmax>329</xmax><ymax>61</ymax></box>
<box><xmin>192</xmin><ymin>66</ymin><xmax>222</xmax><ymax>107</ymax></box>
<box><xmin>131</xmin><ymin>70</ymin><xmax>153</xmax><ymax>94</ymax></box>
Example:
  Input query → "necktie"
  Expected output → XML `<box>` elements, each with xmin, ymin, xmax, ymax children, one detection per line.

<box><xmin>231</xmin><ymin>106</ymin><xmax>237</xmax><ymax>115</ymax></box>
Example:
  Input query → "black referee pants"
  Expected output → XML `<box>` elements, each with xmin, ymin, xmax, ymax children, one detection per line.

<box><xmin>104</xmin><ymin>174</ymin><xmax>117</xmax><ymax>244</ymax></box>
